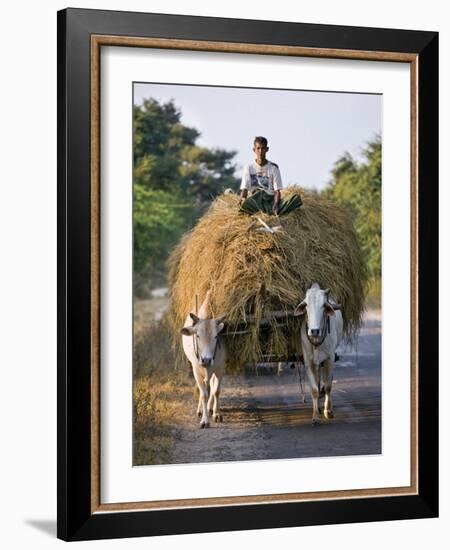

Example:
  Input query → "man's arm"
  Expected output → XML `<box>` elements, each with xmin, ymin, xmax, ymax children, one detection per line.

<box><xmin>239</xmin><ymin>165</ymin><xmax>250</xmax><ymax>204</ymax></box>
<box><xmin>273</xmin><ymin>190</ymin><xmax>280</xmax><ymax>213</ymax></box>
<box><xmin>272</xmin><ymin>164</ymin><xmax>282</xmax><ymax>214</ymax></box>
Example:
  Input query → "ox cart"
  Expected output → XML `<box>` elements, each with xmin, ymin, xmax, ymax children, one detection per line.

<box><xmin>210</xmin><ymin>304</ymin><xmax>307</xmax><ymax>399</ymax></box>
<box><xmin>221</xmin><ymin>308</ymin><xmax>302</xmax><ymax>362</ymax></box>
<box><xmin>171</xmin><ymin>190</ymin><xmax>362</xmax><ymax>425</ymax></box>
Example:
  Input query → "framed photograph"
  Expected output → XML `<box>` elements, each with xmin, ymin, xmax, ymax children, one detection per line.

<box><xmin>57</xmin><ymin>8</ymin><xmax>438</xmax><ymax>541</ymax></box>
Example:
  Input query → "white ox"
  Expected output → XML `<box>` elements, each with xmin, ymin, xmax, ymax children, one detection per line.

<box><xmin>294</xmin><ymin>283</ymin><xmax>343</xmax><ymax>425</ymax></box>
<box><xmin>180</xmin><ymin>291</ymin><xmax>226</xmax><ymax>428</ymax></box>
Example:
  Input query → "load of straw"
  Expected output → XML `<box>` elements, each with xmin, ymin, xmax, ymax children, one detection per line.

<box><xmin>167</xmin><ymin>186</ymin><xmax>367</xmax><ymax>372</ymax></box>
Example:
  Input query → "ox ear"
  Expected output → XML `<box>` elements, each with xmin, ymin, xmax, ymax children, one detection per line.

<box><xmin>294</xmin><ymin>300</ymin><xmax>307</xmax><ymax>316</ymax></box>
<box><xmin>181</xmin><ymin>325</ymin><xmax>197</xmax><ymax>336</ymax></box>
<box><xmin>189</xmin><ymin>313</ymin><xmax>200</xmax><ymax>324</ymax></box>
<box><xmin>215</xmin><ymin>315</ymin><xmax>226</xmax><ymax>334</ymax></box>
<box><xmin>324</xmin><ymin>302</ymin><xmax>336</xmax><ymax>316</ymax></box>
<box><xmin>323</xmin><ymin>288</ymin><xmax>330</xmax><ymax>297</ymax></box>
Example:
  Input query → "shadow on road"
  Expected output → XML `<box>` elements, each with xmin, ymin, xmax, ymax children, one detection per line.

<box><xmin>163</xmin><ymin>312</ymin><xmax>382</xmax><ymax>465</ymax></box>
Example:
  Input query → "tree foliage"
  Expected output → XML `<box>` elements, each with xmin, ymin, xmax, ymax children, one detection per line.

<box><xmin>133</xmin><ymin>98</ymin><xmax>240</xmax><ymax>291</ymax></box>
<box><xmin>322</xmin><ymin>136</ymin><xmax>381</xmax><ymax>285</ymax></box>
<box><xmin>133</xmin><ymin>186</ymin><xmax>194</xmax><ymax>274</ymax></box>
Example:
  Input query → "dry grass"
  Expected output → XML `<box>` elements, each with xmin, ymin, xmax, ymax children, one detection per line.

<box><xmin>167</xmin><ymin>187</ymin><xmax>367</xmax><ymax>371</ymax></box>
<box><xmin>133</xmin><ymin>317</ymin><xmax>185</xmax><ymax>377</ymax></box>
<box><xmin>133</xmin><ymin>297</ymin><xmax>169</xmax><ymax>334</ymax></box>
<box><xmin>133</xmin><ymin>318</ymin><xmax>192</xmax><ymax>465</ymax></box>
<box><xmin>133</xmin><ymin>375</ymin><xmax>192</xmax><ymax>465</ymax></box>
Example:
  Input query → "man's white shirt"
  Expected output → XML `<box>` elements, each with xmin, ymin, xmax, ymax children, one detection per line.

<box><xmin>240</xmin><ymin>161</ymin><xmax>283</xmax><ymax>195</ymax></box>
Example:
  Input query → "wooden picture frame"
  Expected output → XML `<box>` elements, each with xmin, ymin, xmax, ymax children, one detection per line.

<box><xmin>57</xmin><ymin>7</ymin><xmax>438</xmax><ymax>541</ymax></box>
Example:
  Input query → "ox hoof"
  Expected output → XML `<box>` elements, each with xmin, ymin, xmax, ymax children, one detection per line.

<box><xmin>214</xmin><ymin>414</ymin><xmax>223</xmax><ymax>423</ymax></box>
<box><xmin>312</xmin><ymin>418</ymin><xmax>320</xmax><ymax>426</ymax></box>
<box><xmin>199</xmin><ymin>421</ymin><xmax>210</xmax><ymax>429</ymax></box>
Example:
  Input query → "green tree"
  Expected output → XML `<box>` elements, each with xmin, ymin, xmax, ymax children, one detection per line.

<box><xmin>134</xmin><ymin>98</ymin><xmax>239</xmax><ymax>204</ymax></box>
<box><xmin>323</xmin><ymin>136</ymin><xmax>381</xmax><ymax>290</ymax></box>
<box><xmin>133</xmin><ymin>98</ymin><xmax>240</xmax><ymax>291</ymax></box>
<box><xmin>133</xmin><ymin>186</ymin><xmax>192</xmax><ymax>274</ymax></box>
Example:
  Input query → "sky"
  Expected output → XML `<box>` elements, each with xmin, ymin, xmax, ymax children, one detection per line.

<box><xmin>134</xmin><ymin>82</ymin><xmax>381</xmax><ymax>191</ymax></box>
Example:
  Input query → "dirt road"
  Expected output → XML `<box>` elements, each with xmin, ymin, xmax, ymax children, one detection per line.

<box><xmin>169</xmin><ymin>311</ymin><xmax>381</xmax><ymax>464</ymax></box>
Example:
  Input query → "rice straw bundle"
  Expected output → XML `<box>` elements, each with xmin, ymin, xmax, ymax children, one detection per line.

<box><xmin>167</xmin><ymin>186</ymin><xmax>366</xmax><ymax>372</ymax></box>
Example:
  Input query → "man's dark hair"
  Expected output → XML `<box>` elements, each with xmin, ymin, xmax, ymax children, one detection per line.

<box><xmin>254</xmin><ymin>136</ymin><xmax>268</xmax><ymax>147</ymax></box>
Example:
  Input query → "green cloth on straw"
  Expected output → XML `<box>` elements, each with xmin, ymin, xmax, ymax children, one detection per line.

<box><xmin>239</xmin><ymin>189</ymin><xmax>303</xmax><ymax>216</ymax></box>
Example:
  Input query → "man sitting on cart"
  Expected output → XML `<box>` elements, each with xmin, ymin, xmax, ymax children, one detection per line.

<box><xmin>239</xmin><ymin>136</ymin><xmax>302</xmax><ymax>216</ymax></box>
